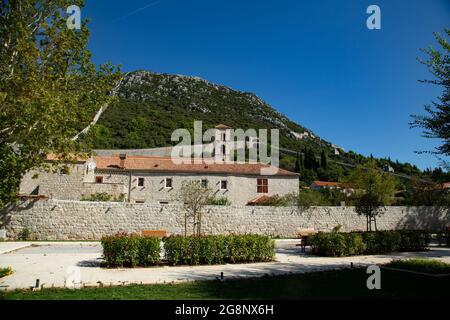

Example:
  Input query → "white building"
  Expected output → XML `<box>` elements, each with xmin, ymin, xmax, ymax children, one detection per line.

<box><xmin>19</xmin><ymin>125</ymin><xmax>299</xmax><ymax>205</ymax></box>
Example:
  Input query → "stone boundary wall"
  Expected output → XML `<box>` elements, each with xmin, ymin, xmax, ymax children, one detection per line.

<box><xmin>1</xmin><ymin>199</ymin><xmax>449</xmax><ymax>240</ymax></box>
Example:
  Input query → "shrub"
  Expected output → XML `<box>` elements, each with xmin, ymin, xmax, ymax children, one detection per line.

<box><xmin>200</xmin><ymin>235</ymin><xmax>226</xmax><ymax>265</ymax></box>
<box><xmin>101</xmin><ymin>233</ymin><xmax>161</xmax><ymax>267</ymax></box>
<box><xmin>309</xmin><ymin>230</ymin><xmax>431</xmax><ymax>257</ymax></box>
<box><xmin>309</xmin><ymin>232</ymin><xmax>347</xmax><ymax>257</ymax></box>
<box><xmin>17</xmin><ymin>228</ymin><xmax>31</xmax><ymax>240</ymax></box>
<box><xmin>81</xmin><ymin>193</ymin><xmax>125</xmax><ymax>202</ymax></box>
<box><xmin>163</xmin><ymin>235</ymin><xmax>192</xmax><ymax>266</ymax></box>
<box><xmin>398</xmin><ymin>230</ymin><xmax>431</xmax><ymax>252</ymax></box>
<box><xmin>207</xmin><ymin>197</ymin><xmax>231</xmax><ymax>206</ymax></box>
<box><xmin>345</xmin><ymin>233</ymin><xmax>366</xmax><ymax>256</ymax></box>
<box><xmin>360</xmin><ymin>232</ymin><xmax>381</xmax><ymax>254</ymax></box>
<box><xmin>164</xmin><ymin>234</ymin><xmax>275</xmax><ymax>266</ymax></box>
<box><xmin>380</xmin><ymin>231</ymin><xmax>402</xmax><ymax>253</ymax></box>
<box><xmin>0</xmin><ymin>267</ymin><xmax>13</xmax><ymax>278</ymax></box>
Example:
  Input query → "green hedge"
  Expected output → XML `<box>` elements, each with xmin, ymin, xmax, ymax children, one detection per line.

<box><xmin>101</xmin><ymin>233</ymin><xmax>161</xmax><ymax>267</ymax></box>
<box><xmin>164</xmin><ymin>234</ymin><xmax>275</xmax><ymax>266</ymax></box>
<box><xmin>309</xmin><ymin>230</ymin><xmax>431</xmax><ymax>257</ymax></box>
<box><xmin>102</xmin><ymin>234</ymin><xmax>275</xmax><ymax>267</ymax></box>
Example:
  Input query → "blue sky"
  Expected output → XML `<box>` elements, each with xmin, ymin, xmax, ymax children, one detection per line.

<box><xmin>83</xmin><ymin>0</ymin><xmax>449</xmax><ymax>170</ymax></box>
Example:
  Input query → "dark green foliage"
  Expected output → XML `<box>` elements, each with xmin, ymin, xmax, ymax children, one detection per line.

<box><xmin>361</xmin><ymin>231</ymin><xmax>402</xmax><ymax>254</ymax></box>
<box><xmin>386</xmin><ymin>259</ymin><xmax>450</xmax><ymax>275</ymax></box>
<box><xmin>101</xmin><ymin>233</ymin><xmax>161</xmax><ymax>267</ymax></box>
<box><xmin>411</xmin><ymin>29</ymin><xmax>450</xmax><ymax>160</ymax></box>
<box><xmin>163</xmin><ymin>234</ymin><xmax>275</xmax><ymax>266</ymax></box>
<box><xmin>2</xmin><ymin>268</ymin><xmax>450</xmax><ymax>300</ymax></box>
<box><xmin>206</xmin><ymin>197</ymin><xmax>231</xmax><ymax>206</ymax></box>
<box><xmin>162</xmin><ymin>235</ymin><xmax>191</xmax><ymax>266</ymax></box>
<box><xmin>309</xmin><ymin>230</ymin><xmax>430</xmax><ymax>257</ymax></box>
<box><xmin>17</xmin><ymin>228</ymin><xmax>31</xmax><ymax>241</ymax></box>
<box><xmin>399</xmin><ymin>230</ymin><xmax>431</xmax><ymax>252</ymax></box>
<box><xmin>344</xmin><ymin>233</ymin><xmax>367</xmax><ymax>256</ymax></box>
<box><xmin>81</xmin><ymin>193</ymin><xmax>125</xmax><ymax>202</ymax></box>
<box><xmin>320</xmin><ymin>150</ymin><xmax>328</xmax><ymax>170</ymax></box>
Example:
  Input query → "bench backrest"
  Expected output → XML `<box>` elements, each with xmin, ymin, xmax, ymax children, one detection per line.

<box><xmin>141</xmin><ymin>230</ymin><xmax>167</xmax><ymax>237</ymax></box>
<box><xmin>296</xmin><ymin>228</ymin><xmax>316</xmax><ymax>237</ymax></box>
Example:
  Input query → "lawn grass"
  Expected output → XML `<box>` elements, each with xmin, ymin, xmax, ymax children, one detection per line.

<box><xmin>385</xmin><ymin>259</ymin><xmax>450</xmax><ymax>275</ymax></box>
<box><xmin>1</xmin><ymin>268</ymin><xmax>449</xmax><ymax>300</ymax></box>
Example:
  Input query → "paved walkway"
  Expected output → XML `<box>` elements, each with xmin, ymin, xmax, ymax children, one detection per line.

<box><xmin>1</xmin><ymin>240</ymin><xmax>449</xmax><ymax>290</ymax></box>
<box><xmin>0</xmin><ymin>242</ymin><xmax>32</xmax><ymax>255</ymax></box>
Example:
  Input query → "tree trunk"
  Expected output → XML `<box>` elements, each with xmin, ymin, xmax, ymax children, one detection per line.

<box><xmin>197</xmin><ymin>211</ymin><xmax>202</xmax><ymax>236</ymax></box>
<box><xmin>184</xmin><ymin>211</ymin><xmax>187</xmax><ymax>238</ymax></box>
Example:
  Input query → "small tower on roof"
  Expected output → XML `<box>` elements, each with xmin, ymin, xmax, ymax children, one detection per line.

<box><xmin>214</xmin><ymin>123</ymin><xmax>232</xmax><ymax>162</ymax></box>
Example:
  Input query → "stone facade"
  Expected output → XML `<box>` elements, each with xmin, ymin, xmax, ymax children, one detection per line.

<box><xmin>19</xmin><ymin>162</ymin><xmax>299</xmax><ymax>205</ymax></box>
<box><xmin>2</xmin><ymin>199</ymin><xmax>448</xmax><ymax>240</ymax></box>
<box><xmin>19</xmin><ymin>164</ymin><xmax>126</xmax><ymax>201</ymax></box>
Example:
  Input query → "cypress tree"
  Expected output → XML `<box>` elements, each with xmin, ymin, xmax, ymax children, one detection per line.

<box><xmin>295</xmin><ymin>153</ymin><xmax>301</xmax><ymax>173</ymax></box>
<box><xmin>321</xmin><ymin>150</ymin><xmax>328</xmax><ymax>171</ymax></box>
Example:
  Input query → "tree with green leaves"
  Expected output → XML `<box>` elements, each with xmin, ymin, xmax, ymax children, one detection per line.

<box><xmin>0</xmin><ymin>0</ymin><xmax>121</xmax><ymax>207</ymax></box>
<box><xmin>410</xmin><ymin>29</ymin><xmax>449</xmax><ymax>168</ymax></box>
<box><xmin>347</xmin><ymin>161</ymin><xmax>397</xmax><ymax>231</ymax></box>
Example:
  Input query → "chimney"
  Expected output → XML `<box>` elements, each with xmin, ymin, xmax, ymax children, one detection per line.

<box><xmin>119</xmin><ymin>154</ymin><xmax>126</xmax><ymax>169</ymax></box>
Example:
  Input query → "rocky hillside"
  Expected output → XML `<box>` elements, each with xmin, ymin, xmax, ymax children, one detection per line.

<box><xmin>90</xmin><ymin>70</ymin><xmax>336</xmax><ymax>155</ymax></box>
<box><xmin>83</xmin><ymin>69</ymin><xmax>427</xmax><ymax>180</ymax></box>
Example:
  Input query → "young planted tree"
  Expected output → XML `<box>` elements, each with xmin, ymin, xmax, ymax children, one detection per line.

<box><xmin>178</xmin><ymin>180</ymin><xmax>213</xmax><ymax>237</ymax></box>
<box><xmin>348</xmin><ymin>161</ymin><xmax>397</xmax><ymax>231</ymax></box>
<box><xmin>0</xmin><ymin>0</ymin><xmax>121</xmax><ymax>207</ymax></box>
<box><xmin>410</xmin><ymin>29</ymin><xmax>449</xmax><ymax>168</ymax></box>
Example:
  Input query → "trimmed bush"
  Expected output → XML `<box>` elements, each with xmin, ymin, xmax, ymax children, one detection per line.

<box><xmin>101</xmin><ymin>233</ymin><xmax>161</xmax><ymax>267</ymax></box>
<box><xmin>345</xmin><ymin>233</ymin><xmax>366</xmax><ymax>256</ymax></box>
<box><xmin>398</xmin><ymin>230</ymin><xmax>431</xmax><ymax>252</ymax></box>
<box><xmin>309</xmin><ymin>230</ymin><xmax>431</xmax><ymax>257</ymax></box>
<box><xmin>164</xmin><ymin>234</ymin><xmax>275</xmax><ymax>266</ymax></box>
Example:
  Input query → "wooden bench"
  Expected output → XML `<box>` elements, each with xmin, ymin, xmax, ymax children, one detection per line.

<box><xmin>295</xmin><ymin>229</ymin><xmax>316</xmax><ymax>253</ymax></box>
<box><xmin>141</xmin><ymin>230</ymin><xmax>167</xmax><ymax>237</ymax></box>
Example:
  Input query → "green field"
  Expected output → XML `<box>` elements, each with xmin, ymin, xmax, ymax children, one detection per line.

<box><xmin>1</xmin><ymin>268</ymin><xmax>449</xmax><ymax>300</ymax></box>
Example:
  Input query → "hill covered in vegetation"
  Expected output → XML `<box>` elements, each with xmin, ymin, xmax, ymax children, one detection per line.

<box><xmin>84</xmin><ymin>70</ymin><xmax>445</xmax><ymax>183</ymax></box>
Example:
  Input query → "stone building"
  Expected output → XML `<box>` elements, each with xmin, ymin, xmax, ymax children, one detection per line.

<box><xmin>19</xmin><ymin>155</ymin><xmax>299</xmax><ymax>205</ymax></box>
<box><xmin>19</xmin><ymin>124</ymin><xmax>299</xmax><ymax>205</ymax></box>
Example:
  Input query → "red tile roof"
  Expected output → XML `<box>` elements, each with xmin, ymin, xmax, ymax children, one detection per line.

<box><xmin>247</xmin><ymin>195</ymin><xmax>274</xmax><ymax>205</ymax></box>
<box><xmin>94</xmin><ymin>155</ymin><xmax>298</xmax><ymax>177</ymax></box>
<box><xmin>214</xmin><ymin>123</ymin><xmax>232</xmax><ymax>129</ymax></box>
<box><xmin>311</xmin><ymin>181</ymin><xmax>354</xmax><ymax>189</ymax></box>
<box><xmin>311</xmin><ymin>181</ymin><xmax>341</xmax><ymax>187</ymax></box>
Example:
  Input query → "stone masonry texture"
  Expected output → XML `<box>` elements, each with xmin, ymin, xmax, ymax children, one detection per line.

<box><xmin>1</xmin><ymin>200</ymin><xmax>449</xmax><ymax>240</ymax></box>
